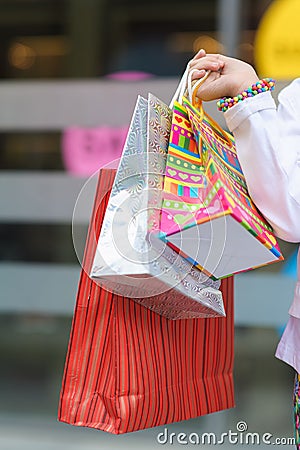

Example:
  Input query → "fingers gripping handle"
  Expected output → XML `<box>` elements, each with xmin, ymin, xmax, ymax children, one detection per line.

<box><xmin>169</xmin><ymin>62</ymin><xmax>211</xmax><ymax>109</ymax></box>
<box><xmin>169</xmin><ymin>62</ymin><xmax>232</xmax><ymax>148</ymax></box>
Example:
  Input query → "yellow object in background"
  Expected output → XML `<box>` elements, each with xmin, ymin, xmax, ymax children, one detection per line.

<box><xmin>255</xmin><ymin>0</ymin><xmax>300</xmax><ymax>80</ymax></box>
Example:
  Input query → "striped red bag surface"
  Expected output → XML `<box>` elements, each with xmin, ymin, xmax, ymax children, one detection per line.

<box><xmin>58</xmin><ymin>168</ymin><xmax>235</xmax><ymax>434</ymax></box>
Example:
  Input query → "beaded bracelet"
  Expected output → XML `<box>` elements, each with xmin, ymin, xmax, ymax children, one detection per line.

<box><xmin>217</xmin><ymin>78</ymin><xmax>275</xmax><ymax>113</ymax></box>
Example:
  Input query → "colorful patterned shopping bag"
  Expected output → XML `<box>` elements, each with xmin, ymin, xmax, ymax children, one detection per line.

<box><xmin>58</xmin><ymin>168</ymin><xmax>235</xmax><ymax>434</ymax></box>
<box><xmin>160</xmin><ymin>98</ymin><xmax>283</xmax><ymax>279</ymax></box>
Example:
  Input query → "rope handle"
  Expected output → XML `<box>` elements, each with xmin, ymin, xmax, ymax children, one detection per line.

<box><xmin>169</xmin><ymin>63</ymin><xmax>190</xmax><ymax>109</ymax></box>
<box><xmin>188</xmin><ymin>70</ymin><xmax>233</xmax><ymax>148</ymax></box>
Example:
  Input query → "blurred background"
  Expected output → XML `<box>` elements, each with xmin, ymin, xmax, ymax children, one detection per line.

<box><xmin>0</xmin><ymin>0</ymin><xmax>299</xmax><ymax>448</ymax></box>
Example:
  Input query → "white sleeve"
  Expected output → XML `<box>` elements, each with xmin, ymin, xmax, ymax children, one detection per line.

<box><xmin>224</xmin><ymin>81</ymin><xmax>300</xmax><ymax>243</ymax></box>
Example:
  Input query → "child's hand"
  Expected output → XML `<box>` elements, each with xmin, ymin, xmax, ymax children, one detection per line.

<box><xmin>189</xmin><ymin>50</ymin><xmax>259</xmax><ymax>101</ymax></box>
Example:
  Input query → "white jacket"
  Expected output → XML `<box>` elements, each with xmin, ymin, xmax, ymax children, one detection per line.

<box><xmin>224</xmin><ymin>81</ymin><xmax>300</xmax><ymax>373</ymax></box>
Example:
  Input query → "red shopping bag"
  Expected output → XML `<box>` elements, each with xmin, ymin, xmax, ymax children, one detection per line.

<box><xmin>58</xmin><ymin>168</ymin><xmax>235</xmax><ymax>434</ymax></box>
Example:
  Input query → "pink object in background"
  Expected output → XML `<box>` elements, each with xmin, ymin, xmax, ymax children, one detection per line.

<box><xmin>106</xmin><ymin>71</ymin><xmax>153</xmax><ymax>81</ymax></box>
<box><xmin>62</xmin><ymin>126</ymin><xmax>128</xmax><ymax>176</ymax></box>
<box><xmin>62</xmin><ymin>72</ymin><xmax>154</xmax><ymax>176</ymax></box>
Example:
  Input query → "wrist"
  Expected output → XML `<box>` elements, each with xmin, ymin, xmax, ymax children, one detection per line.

<box><xmin>230</xmin><ymin>76</ymin><xmax>260</xmax><ymax>98</ymax></box>
<box><xmin>227</xmin><ymin>66</ymin><xmax>260</xmax><ymax>97</ymax></box>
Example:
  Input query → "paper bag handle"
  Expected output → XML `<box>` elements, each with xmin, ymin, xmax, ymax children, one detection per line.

<box><xmin>169</xmin><ymin>62</ymin><xmax>233</xmax><ymax>148</ymax></box>
<box><xmin>169</xmin><ymin>63</ymin><xmax>191</xmax><ymax>109</ymax></box>
<box><xmin>189</xmin><ymin>71</ymin><xmax>233</xmax><ymax>148</ymax></box>
<box><xmin>169</xmin><ymin>62</ymin><xmax>211</xmax><ymax>108</ymax></box>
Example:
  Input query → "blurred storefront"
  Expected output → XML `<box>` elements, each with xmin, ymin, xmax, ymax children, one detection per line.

<box><xmin>0</xmin><ymin>0</ymin><xmax>274</xmax><ymax>80</ymax></box>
